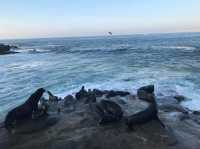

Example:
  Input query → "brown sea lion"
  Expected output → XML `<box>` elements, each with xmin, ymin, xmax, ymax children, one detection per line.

<box><xmin>137</xmin><ymin>85</ymin><xmax>156</xmax><ymax>103</ymax></box>
<box><xmin>47</xmin><ymin>91</ymin><xmax>61</xmax><ymax>102</ymax></box>
<box><xmin>75</xmin><ymin>86</ymin><xmax>88</xmax><ymax>100</ymax></box>
<box><xmin>4</xmin><ymin>88</ymin><xmax>45</xmax><ymax>130</ymax></box>
<box><xmin>106</xmin><ymin>90</ymin><xmax>130</xmax><ymax>98</ymax></box>
<box><xmin>126</xmin><ymin>103</ymin><xmax>165</xmax><ymax>130</ymax></box>
<box><xmin>95</xmin><ymin>100</ymin><xmax>123</xmax><ymax>125</ymax></box>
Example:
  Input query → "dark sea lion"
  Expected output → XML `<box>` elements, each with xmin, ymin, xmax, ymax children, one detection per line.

<box><xmin>84</xmin><ymin>89</ymin><xmax>96</xmax><ymax>104</ymax></box>
<box><xmin>138</xmin><ymin>85</ymin><xmax>154</xmax><ymax>94</ymax></box>
<box><xmin>75</xmin><ymin>86</ymin><xmax>88</xmax><ymax>100</ymax></box>
<box><xmin>47</xmin><ymin>91</ymin><xmax>61</xmax><ymax>102</ymax></box>
<box><xmin>106</xmin><ymin>90</ymin><xmax>130</xmax><ymax>98</ymax></box>
<box><xmin>95</xmin><ymin>100</ymin><xmax>123</xmax><ymax>125</ymax></box>
<box><xmin>92</xmin><ymin>89</ymin><xmax>106</xmax><ymax>97</ymax></box>
<box><xmin>126</xmin><ymin>103</ymin><xmax>165</xmax><ymax>129</ymax></box>
<box><xmin>137</xmin><ymin>85</ymin><xmax>156</xmax><ymax>103</ymax></box>
<box><xmin>64</xmin><ymin>95</ymin><xmax>75</xmax><ymax>107</ymax></box>
<box><xmin>4</xmin><ymin>88</ymin><xmax>45</xmax><ymax>130</ymax></box>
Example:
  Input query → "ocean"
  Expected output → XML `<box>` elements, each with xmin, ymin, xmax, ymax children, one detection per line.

<box><xmin>1</xmin><ymin>32</ymin><xmax>200</xmax><ymax>120</ymax></box>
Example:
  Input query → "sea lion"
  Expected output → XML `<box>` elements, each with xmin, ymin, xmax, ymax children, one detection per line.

<box><xmin>64</xmin><ymin>95</ymin><xmax>75</xmax><ymax>107</ymax></box>
<box><xmin>84</xmin><ymin>89</ymin><xmax>96</xmax><ymax>104</ymax></box>
<box><xmin>138</xmin><ymin>85</ymin><xmax>154</xmax><ymax>94</ymax></box>
<box><xmin>95</xmin><ymin>100</ymin><xmax>123</xmax><ymax>125</ymax></box>
<box><xmin>137</xmin><ymin>85</ymin><xmax>156</xmax><ymax>103</ymax></box>
<box><xmin>126</xmin><ymin>103</ymin><xmax>165</xmax><ymax>129</ymax></box>
<box><xmin>75</xmin><ymin>86</ymin><xmax>88</xmax><ymax>100</ymax></box>
<box><xmin>4</xmin><ymin>88</ymin><xmax>45</xmax><ymax>130</ymax></box>
<box><xmin>92</xmin><ymin>89</ymin><xmax>106</xmax><ymax>97</ymax></box>
<box><xmin>47</xmin><ymin>91</ymin><xmax>61</xmax><ymax>102</ymax></box>
<box><xmin>106</xmin><ymin>90</ymin><xmax>130</xmax><ymax>98</ymax></box>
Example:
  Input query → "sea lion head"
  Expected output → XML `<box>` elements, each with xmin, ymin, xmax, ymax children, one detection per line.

<box><xmin>37</xmin><ymin>88</ymin><xmax>45</xmax><ymax>93</ymax></box>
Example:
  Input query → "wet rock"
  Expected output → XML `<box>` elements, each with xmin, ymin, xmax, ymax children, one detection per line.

<box><xmin>11</xmin><ymin>116</ymin><xmax>59</xmax><ymax>134</ymax></box>
<box><xmin>0</xmin><ymin>44</ymin><xmax>18</xmax><ymax>55</ymax></box>
<box><xmin>157</xmin><ymin>96</ymin><xmax>178</xmax><ymax>105</ymax></box>
<box><xmin>106</xmin><ymin>90</ymin><xmax>130</xmax><ymax>98</ymax></box>
<box><xmin>94</xmin><ymin>100</ymin><xmax>123</xmax><ymax>125</ymax></box>
<box><xmin>159</xmin><ymin>104</ymin><xmax>189</xmax><ymax>114</ymax></box>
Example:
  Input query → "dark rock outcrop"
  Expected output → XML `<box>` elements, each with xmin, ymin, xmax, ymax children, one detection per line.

<box><xmin>0</xmin><ymin>44</ymin><xmax>18</xmax><ymax>55</ymax></box>
<box><xmin>4</xmin><ymin>88</ymin><xmax>45</xmax><ymax>130</ymax></box>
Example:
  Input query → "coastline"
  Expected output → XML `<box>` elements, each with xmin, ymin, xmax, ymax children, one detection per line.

<box><xmin>0</xmin><ymin>86</ymin><xmax>200</xmax><ymax>149</ymax></box>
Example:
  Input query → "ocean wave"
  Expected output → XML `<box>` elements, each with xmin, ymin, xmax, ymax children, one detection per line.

<box><xmin>55</xmin><ymin>68</ymin><xmax>200</xmax><ymax>111</ymax></box>
<box><xmin>13</xmin><ymin>48</ymin><xmax>49</xmax><ymax>54</ymax></box>
<box><xmin>151</xmin><ymin>45</ymin><xmax>196</xmax><ymax>51</ymax></box>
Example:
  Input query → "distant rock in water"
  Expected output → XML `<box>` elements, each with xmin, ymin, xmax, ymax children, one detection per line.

<box><xmin>0</xmin><ymin>44</ymin><xmax>19</xmax><ymax>55</ymax></box>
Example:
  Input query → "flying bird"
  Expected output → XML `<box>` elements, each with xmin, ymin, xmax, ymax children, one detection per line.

<box><xmin>108</xmin><ymin>32</ymin><xmax>113</xmax><ymax>35</ymax></box>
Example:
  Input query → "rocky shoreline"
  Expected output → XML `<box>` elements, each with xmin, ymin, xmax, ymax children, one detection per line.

<box><xmin>0</xmin><ymin>85</ymin><xmax>200</xmax><ymax>149</ymax></box>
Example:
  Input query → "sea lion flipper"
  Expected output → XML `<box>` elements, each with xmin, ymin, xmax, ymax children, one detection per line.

<box><xmin>155</xmin><ymin>116</ymin><xmax>165</xmax><ymax>128</ymax></box>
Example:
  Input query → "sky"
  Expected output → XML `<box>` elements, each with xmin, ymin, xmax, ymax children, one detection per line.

<box><xmin>0</xmin><ymin>0</ymin><xmax>200</xmax><ymax>39</ymax></box>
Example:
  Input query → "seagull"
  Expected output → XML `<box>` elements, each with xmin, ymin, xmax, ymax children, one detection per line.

<box><xmin>108</xmin><ymin>32</ymin><xmax>113</xmax><ymax>35</ymax></box>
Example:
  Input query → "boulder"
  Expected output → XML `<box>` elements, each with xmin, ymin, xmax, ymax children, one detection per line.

<box><xmin>10</xmin><ymin>116</ymin><xmax>59</xmax><ymax>134</ymax></box>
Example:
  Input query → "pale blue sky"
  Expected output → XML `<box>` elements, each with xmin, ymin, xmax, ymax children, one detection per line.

<box><xmin>0</xmin><ymin>0</ymin><xmax>200</xmax><ymax>39</ymax></box>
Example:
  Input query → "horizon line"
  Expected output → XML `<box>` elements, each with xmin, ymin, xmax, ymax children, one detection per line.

<box><xmin>1</xmin><ymin>31</ymin><xmax>200</xmax><ymax>41</ymax></box>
